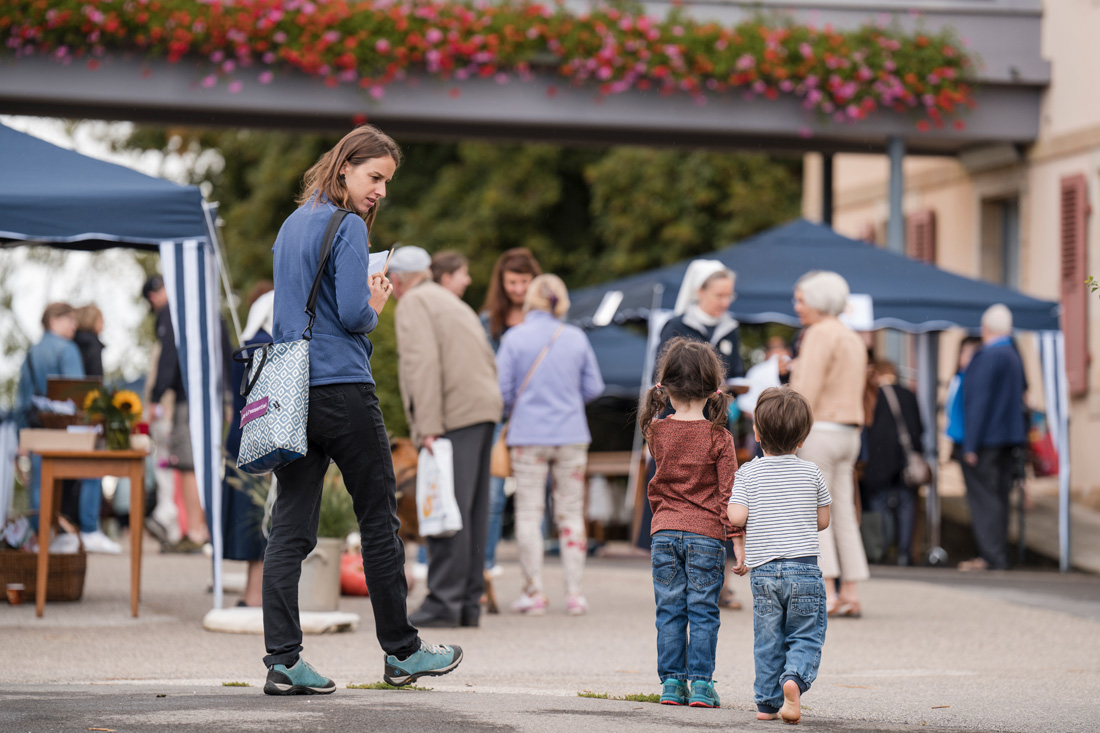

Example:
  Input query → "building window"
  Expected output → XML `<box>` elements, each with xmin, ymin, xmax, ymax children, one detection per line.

<box><xmin>979</xmin><ymin>197</ymin><xmax>1020</xmax><ymax>287</ymax></box>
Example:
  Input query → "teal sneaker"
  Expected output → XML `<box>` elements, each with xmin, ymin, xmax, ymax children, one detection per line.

<box><xmin>263</xmin><ymin>657</ymin><xmax>336</xmax><ymax>696</ymax></box>
<box><xmin>383</xmin><ymin>641</ymin><xmax>463</xmax><ymax>687</ymax></box>
<box><xmin>659</xmin><ymin>678</ymin><xmax>688</xmax><ymax>705</ymax></box>
<box><xmin>688</xmin><ymin>680</ymin><xmax>720</xmax><ymax>708</ymax></box>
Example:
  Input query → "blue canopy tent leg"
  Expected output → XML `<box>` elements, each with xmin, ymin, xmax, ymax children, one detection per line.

<box><xmin>626</xmin><ymin>285</ymin><xmax>669</xmax><ymax>539</ymax></box>
<box><xmin>1039</xmin><ymin>330</ymin><xmax>1072</xmax><ymax>572</ymax></box>
<box><xmin>915</xmin><ymin>332</ymin><xmax>948</xmax><ymax>566</ymax></box>
<box><xmin>160</xmin><ymin>238</ymin><xmax>225</xmax><ymax>609</ymax></box>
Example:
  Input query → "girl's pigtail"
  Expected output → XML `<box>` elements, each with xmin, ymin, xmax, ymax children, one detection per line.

<box><xmin>708</xmin><ymin>388</ymin><xmax>733</xmax><ymax>435</ymax></box>
<box><xmin>639</xmin><ymin>384</ymin><xmax>667</xmax><ymax>441</ymax></box>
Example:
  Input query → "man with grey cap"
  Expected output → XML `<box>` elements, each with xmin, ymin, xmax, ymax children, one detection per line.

<box><xmin>389</xmin><ymin>245</ymin><xmax>503</xmax><ymax>627</ymax></box>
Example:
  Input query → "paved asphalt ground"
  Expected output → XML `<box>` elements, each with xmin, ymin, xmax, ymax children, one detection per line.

<box><xmin>3</xmin><ymin>539</ymin><xmax>1099</xmax><ymax>732</ymax></box>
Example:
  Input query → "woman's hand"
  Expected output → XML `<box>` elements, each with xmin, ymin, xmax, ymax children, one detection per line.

<box><xmin>369</xmin><ymin>273</ymin><xmax>393</xmax><ymax>314</ymax></box>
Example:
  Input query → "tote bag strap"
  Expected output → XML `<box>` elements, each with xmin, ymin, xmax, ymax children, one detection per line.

<box><xmin>513</xmin><ymin>325</ymin><xmax>565</xmax><ymax>408</ymax></box>
<box><xmin>881</xmin><ymin>384</ymin><xmax>915</xmax><ymax>453</ymax></box>
<box><xmin>302</xmin><ymin>207</ymin><xmax>355</xmax><ymax>340</ymax></box>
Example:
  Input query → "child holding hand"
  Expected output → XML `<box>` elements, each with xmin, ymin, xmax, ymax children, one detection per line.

<box><xmin>639</xmin><ymin>337</ymin><xmax>743</xmax><ymax>709</ymax></box>
<box><xmin>728</xmin><ymin>386</ymin><xmax>832</xmax><ymax>725</ymax></box>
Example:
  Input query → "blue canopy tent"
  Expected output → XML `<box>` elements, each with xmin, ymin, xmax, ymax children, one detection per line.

<box><xmin>0</xmin><ymin>122</ymin><xmax>231</xmax><ymax>606</ymax></box>
<box><xmin>573</xmin><ymin>219</ymin><xmax>1071</xmax><ymax>569</ymax></box>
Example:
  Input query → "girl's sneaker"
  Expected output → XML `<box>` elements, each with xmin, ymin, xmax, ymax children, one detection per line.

<box><xmin>688</xmin><ymin>680</ymin><xmax>721</xmax><ymax>708</ymax></box>
<box><xmin>510</xmin><ymin>592</ymin><xmax>548</xmax><ymax>615</ymax></box>
<box><xmin>659</xmin><ymin>678</ymin><xmax>689</xmax><ymax>705</ymax></box>
<box><xmin>565</xmin><ymin>594</ymin><xmax>588</xmax><ymax>616</ymax></box>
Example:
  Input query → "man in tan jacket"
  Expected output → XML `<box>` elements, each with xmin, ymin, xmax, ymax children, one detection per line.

<box><xmin>390</xmin><ymin>246</ymin><xmax>503</xmax><ymax>628</ymax></box>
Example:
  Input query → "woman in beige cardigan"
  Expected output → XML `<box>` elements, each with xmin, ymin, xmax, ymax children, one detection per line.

<box><xmin>790</xmin><ymin>271</ymin><xmax>869</xmax><ymax>617</ymax></box>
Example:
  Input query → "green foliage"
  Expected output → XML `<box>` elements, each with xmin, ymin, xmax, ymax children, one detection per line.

<box><xmin>585</xmin><ymin>148</ymin><xmax>802</xmax><ymax>276</ymax></box>
<box><xmin>318</xmin><ymin>466</ymin><xmax>358</xmax><ymax>539</ymax></box>
<box><xmin>1087</xmin><ymin>275</ymin><xmax>1098</xmax><ymax>295</ymax></box>
<box><xmin>577</xmin><ymin>691</ymin><xmax>660</xmax><ymax>703</ymax></box>
<box><xmin>221</xmin><ymin>682</ymin><xmax>251</xmax><ymax>687</ymax></box>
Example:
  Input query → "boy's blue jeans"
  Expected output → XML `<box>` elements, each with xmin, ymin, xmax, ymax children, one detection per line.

<box><xmin>651</xmin><ymin>530</ymin><xmax>726</xmax><ymax>682</ymax></box>
<box><xmin>750</xmin><ymin>559</ymin><xmax>828</xmax><ymax>714</ymax></box>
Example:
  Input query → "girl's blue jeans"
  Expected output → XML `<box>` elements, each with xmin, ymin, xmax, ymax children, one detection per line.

<box><xmin>651</xmin><ymin>530</ymin><xmax>726</xmax><ymax>682</ymax></box>
<box><xmin>749</xmin><ymin>559</ymin><xmax>828</xmax><ymax>714</ymax></box>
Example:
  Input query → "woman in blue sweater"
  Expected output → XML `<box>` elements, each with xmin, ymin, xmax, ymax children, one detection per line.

<box><xmin>263</xmin><ymin>125</ymin><xmax>461</xmax><ymax>696</ymax></box>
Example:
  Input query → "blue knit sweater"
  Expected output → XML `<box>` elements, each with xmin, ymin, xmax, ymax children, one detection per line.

<box><xmin>272</xmin><ymin>200</ymin><xmax>378</xmax><ymax>386</ymax></box>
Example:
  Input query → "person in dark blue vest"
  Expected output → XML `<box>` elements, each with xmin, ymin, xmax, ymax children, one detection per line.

<box><xmin>658</xmin><ymin>262</ymin><xmax>744</xmax><ymax>383</ymax></box>
<box><xmin>959</xmin><ymin>304</ymin><xmax>1028</xmax><ymax>572</ymax></box>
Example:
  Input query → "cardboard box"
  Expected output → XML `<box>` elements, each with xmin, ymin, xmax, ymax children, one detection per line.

<box><xmin>18</xmin><ymin>429</ymin><xmax>97</xmax><ymax>453</ymax></box>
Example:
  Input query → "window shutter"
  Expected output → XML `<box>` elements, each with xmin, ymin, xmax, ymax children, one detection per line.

<box><xmin>1060</xmin><ymin>174</ymin><xmax>1090</xmax><ymax>397</ymax></box>
<box><xmin>906</xmin><ymin>209</ymin><xmax>937</xmax><ymax>263</ymax></box>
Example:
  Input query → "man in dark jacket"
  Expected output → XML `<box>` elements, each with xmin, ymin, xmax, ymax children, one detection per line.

<box><xmin>959</xmin><ymin>304</ymin><xmax>1028</xmax><ymax>571</ymax></box>
<box><xmin>862</xmin><ymin>361</ymin><xmax>924</xmax><ymax>566</ymax></box>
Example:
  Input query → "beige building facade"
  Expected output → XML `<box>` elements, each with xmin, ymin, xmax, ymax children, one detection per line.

<box><xmin>802</xmin><ymin>0</ymin><xmax>1099</xmax><ymax>500</ymax></box>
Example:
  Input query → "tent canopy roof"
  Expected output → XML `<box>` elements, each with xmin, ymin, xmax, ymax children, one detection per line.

<box><xmin>571</xmin><ymin>219</ymin><xmax>1061</xmax><ymax>333</ymax></box>
<box><xmin>0</xmin><ymin>123</ymin><xmax>207</xmax><ymax>251</ymax></box>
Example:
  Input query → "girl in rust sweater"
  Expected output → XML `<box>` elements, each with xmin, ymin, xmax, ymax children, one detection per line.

<box><xmin>639</xmin><ymin>337</ymin><xmax>742</xmax><ymax>709</ymax></box>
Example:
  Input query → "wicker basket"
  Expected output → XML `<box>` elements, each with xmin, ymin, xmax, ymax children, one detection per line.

<box><xmin>38</xmin><ymin>412</ymin><xmax>84</xmax><ymax>430</ymax></box>
<box><xmin>0</xmin><ymin>518</ymin><xmax>86</xmax><ymax>602</ymax></box>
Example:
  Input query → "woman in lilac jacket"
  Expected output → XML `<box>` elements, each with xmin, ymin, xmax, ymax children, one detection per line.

<box><xmin>497</xmin><ymin>274</ymin><xmax>605</xmax><ymax>617</ymax></box>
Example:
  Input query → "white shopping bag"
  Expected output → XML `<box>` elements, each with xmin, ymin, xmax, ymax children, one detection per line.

<box><xmin>416</xmin><ymin>438</ymin><xmax>463</xmax><ymax>538</ymax></box>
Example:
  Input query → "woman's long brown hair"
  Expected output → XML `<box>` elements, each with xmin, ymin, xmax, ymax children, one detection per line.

<box><xmin>297</xmin><ymin>124</ymin><xmax>402</xmax><ymax>230</ymax></box>
<box><xmin>480</xmin><ymin>248</ymin><xmax>542</xmax><ymax>341</ymax></box>
<box><xmin>639</xmin><ymin>337</ymin><xmax>732</xmax><ymax>441</ymax></box>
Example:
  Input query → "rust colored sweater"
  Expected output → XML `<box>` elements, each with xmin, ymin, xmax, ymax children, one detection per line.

<box><xmin>647</xmin><ymin>418</ymin><xmax>741</xmax><ymax>542</ymax></box>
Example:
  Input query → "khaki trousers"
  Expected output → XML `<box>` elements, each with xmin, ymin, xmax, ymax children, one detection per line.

<box><xmin>799</xmin><ymin>426</ymin><xmax>869</xmax><ymax>582</ymax></box>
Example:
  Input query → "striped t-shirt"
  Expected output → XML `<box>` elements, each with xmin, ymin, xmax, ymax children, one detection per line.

<box><xmin>729</xmin><ymin>454</ymin><xmax>832</xmax><ymax>569</ymax></box>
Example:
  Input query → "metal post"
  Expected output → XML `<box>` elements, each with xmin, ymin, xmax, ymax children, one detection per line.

<box><xmin>822</xmin><ymin>153</ymin><xmax>834</xmax><ymax>227</ymax></box>
<box><xmin>916</xmin><ymin>332</ymin><xmax>947</xmax><ymax>566</ymax></box>
<box><xmin>885</xmin><ymin>137</ymin><xmax>906</xmax><ymax>366</ymax></box>
<box><xmin>202</xmin><ymin>201</ymin><xmax>242</xmax><ymax>345</ymax></box>
<box><xmin>625</xmin><ymin>283</ymin><xmax>665</xmax><ymax>520</ymax></box>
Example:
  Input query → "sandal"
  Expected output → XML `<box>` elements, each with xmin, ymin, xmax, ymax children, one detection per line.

<box><xmin>958</xmin><ymin>558</ymin><xmax>989</xmax><ymax>572</ymax></box>
<box><xmin>831</xmin><ymin>602</ymin><xmax>862</xmax><ymax>618</ymax></box>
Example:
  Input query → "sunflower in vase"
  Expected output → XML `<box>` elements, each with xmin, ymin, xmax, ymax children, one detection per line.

<box><xmin>83</xmin><ymin>388</ymin><xmax>143</xmax><ymax>450</ymax></box>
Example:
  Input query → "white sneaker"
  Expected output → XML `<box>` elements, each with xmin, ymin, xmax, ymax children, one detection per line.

<box><xmin>486</xmin><ymin>564</ymin><xmax>504</xmax><ymax>578</ymax></box>
<box><xmin>80</xmin><ymin>530</ymin><xmax>122</xmax><ymax>554</ymax></box>
<box><xmin>48</xmin><ymin>532</ymin><xmax>81</xmax><ymax>554</ymax></box>
<box><xmin>411</xmin><ymin>562</ymin><xmax>429</xmax><ymax>581</ymax></box>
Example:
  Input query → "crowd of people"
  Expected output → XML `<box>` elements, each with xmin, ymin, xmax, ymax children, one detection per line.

<box><xmin>10</xmin><ymin>122</ymin><xmax>1033</xmax><ymax>721</ymax></box>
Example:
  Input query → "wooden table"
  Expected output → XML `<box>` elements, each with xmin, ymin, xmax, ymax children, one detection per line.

<box><xmin>35</xmin><ymin>449</ymin><xmax>146</xmax><ymax>618</ymax></box>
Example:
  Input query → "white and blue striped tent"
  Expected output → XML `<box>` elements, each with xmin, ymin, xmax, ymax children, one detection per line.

<box><xmin>0</xmin><ymin>123</ymin><xmax>230</xmax><ymax>607</ymax></box>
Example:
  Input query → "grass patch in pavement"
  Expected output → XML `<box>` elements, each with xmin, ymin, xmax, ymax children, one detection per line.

<box><xmin>578</xmin><ymin>691</ymin><xmax>660</xmax><ymax>703</ymax></box>
<box><xmin>221</xmin><ymin>682</ymin><xmax>251</xmax><ymax>687</ymax></box>
<box><xmin>347</xmin><ymin>682</ymin><xmax>432</xmax><ymax>691</ymax></box>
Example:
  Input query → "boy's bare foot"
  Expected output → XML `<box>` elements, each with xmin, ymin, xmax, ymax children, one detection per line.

<box><xmin>780</xmin><ymin>679</ymin><xmax>801</xmax><ymax>725</ymax></box>
<box><xmin>757</xmin><ymin>712</ymin><xmax>780</xmax><ymax>720</ymax></box>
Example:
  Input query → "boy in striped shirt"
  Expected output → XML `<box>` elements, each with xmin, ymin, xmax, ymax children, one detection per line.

<box><xmin>728</xmin><ymin>386</ymin><xmax>832</xmax><ymax>725</ymax></box>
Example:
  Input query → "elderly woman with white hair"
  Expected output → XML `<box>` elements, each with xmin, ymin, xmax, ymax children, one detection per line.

<box><xmin>790</xmin><ymin>270</ymin><xmax>869</xmax><ymax>617</ymax></box>
<box><xmin>497</xmin><ymin>274</ymin><xmax>605</xmax><ymax>617</ymax></box>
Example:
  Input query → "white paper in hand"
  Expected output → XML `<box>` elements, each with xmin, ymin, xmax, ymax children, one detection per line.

<box><xmin>416</xmin><ymin>439</ymin><xmax>463</xmax><ymax>538</ymax></box>
<box><xmin>368</xmin><ymin>249</ymin><xmax>392</xmax><ymax>276</ymax></box>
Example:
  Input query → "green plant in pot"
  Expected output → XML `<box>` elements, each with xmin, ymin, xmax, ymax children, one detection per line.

<box><xmin>299</xmin><ymin>466</ymin><xmax>358</xmax><ymax>613</ymax></box>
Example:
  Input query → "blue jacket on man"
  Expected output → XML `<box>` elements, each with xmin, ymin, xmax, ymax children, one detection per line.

<box><xmin>272</xmin><ymin>200</ymin><xmax>378</xmax><ymax>386</ymax></box>
<box><xmin>961</xmin><ymin>338</ymin><xmax>1027</xmax><ymax>455</ymax></box>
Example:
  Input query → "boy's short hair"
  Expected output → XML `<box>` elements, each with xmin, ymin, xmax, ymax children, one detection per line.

<box><xmin>754</xmin><ymin>386</ymin><xmax>814</xmax><ymax>455</ymax></box>
<box><xmin>430</xmin><ymin>250</ymin><xmax>468</xmax><ymax>282</ymax></box>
